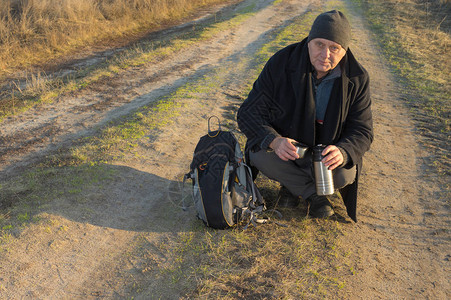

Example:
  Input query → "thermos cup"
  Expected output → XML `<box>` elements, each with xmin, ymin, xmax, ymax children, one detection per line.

<box><xmin>312</xmin><ymin>145</ymin><xmax>334</xmax><ymax>195</ymax></box>
<box><xmin>292</xmin><ymin>141</ymin><xmax>309</xmax><ymax>159</ymax></box>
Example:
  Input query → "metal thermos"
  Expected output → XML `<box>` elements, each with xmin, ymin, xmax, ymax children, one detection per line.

<box><xmin>313</xmin><ymin>145</ymin><xmax>334</xmax><ymax>196</ymax></box>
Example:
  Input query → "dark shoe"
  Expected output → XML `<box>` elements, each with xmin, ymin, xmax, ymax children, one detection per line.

<box><xmin>276</xmin><ymin>186</ymin><xmax>300</xmax><ymax>208</ymax></box>
<box><xmin>306</xmin><ymin>194</ymin><xmax>334</xmax><ymax>218</ymax></box>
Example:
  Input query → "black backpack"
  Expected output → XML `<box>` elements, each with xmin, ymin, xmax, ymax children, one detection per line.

<box><xmin>185</xmin><ymin>117</ymin><xmax>265</xmax><ymax>229</ymax></box>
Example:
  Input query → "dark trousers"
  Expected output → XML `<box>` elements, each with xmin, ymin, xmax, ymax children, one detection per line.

<box><xmin>249</xmin><ymin>150</ymin><xmax>356</xmax><ymax>200</ymax></box>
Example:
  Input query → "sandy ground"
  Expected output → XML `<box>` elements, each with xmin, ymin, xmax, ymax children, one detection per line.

<box><xmin>0</xmin><ymin>0</ymin><xmax>449</xmax><ymax>298</ymax></box>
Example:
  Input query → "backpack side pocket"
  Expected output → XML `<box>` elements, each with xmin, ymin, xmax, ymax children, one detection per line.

<box><xmin>221</xmin><ymin>162</ymin><xmax>234</xmax><ymax>228</ymax></box>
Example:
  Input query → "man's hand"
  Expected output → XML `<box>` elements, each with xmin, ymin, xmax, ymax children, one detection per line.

<box><xmin>322</xmin><ymin>145</ymin><xmax>343</xmax><ymax>170</ymax></box>
<box><xmin>269</xmin><ymin>137</ymin><xmax>299</xmax><ymax>161</ymax></box>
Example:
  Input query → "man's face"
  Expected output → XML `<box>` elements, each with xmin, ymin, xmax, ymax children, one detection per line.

<box><xmin>308</xmin><ymin>38</ymin><xmax>347</xmax><ymax>78</ymax></box>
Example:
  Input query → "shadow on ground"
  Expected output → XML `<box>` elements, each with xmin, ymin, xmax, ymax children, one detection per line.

<box><xmin>0</xmin><ymin>164</ymin><xmax>198</xmax><ymax>233</ymax></box>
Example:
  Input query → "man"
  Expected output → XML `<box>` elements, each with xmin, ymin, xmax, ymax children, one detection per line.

<box><xmin>237</xmin><ymin>10</ymin><xmax>373</xmax><ymax>221</ymax></box>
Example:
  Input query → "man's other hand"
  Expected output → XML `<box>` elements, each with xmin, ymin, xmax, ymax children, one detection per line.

<box><xmin>322</xmin><ymin>145</ymin><xmax>344</xmax><ymax>170</ymax></box>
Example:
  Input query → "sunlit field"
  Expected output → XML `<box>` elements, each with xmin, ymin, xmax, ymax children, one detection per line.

<box><xmin>0</xmin><ymin>0</ymin><xmax>228</xmax><ymax>74</ymax></box>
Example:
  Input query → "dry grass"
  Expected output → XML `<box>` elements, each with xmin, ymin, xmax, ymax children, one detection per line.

<box><xmin>0</xmin><ymin>0</ymin><xmax>229</xmax><ymax>76</ymax></box>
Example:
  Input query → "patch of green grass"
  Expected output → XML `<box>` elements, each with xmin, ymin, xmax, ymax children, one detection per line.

<box><xmin>1</xmin><ymin>225</ymin><xmax>13</xmax><ymax>231</ymax></box>
<box><xmin>17</xmin><ymin>213</ymin><xmax>30</xmax><ymax>223</ymax></box>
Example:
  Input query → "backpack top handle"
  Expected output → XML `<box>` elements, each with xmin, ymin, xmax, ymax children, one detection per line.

<box><xmin>207</xmin><ymin>116</ymin><xmax>221</xmax><ymax>137</ymax></box>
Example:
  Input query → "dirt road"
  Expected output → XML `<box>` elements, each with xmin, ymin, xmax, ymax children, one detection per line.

<box><xmin>0</xmin><ymin>0</ymin><xmax>449</xmax><ymax>298</ymax></box>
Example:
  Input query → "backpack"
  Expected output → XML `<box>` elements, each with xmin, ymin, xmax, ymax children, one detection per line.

<box><xmin>185</xmin><ymin>117</ymin><xmax>266</xmax><ymax>229</ymax></box>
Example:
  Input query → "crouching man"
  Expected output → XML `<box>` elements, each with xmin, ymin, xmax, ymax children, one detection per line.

<box><xmin>237</xmin><ymin>10</ymin><xmax>373</xmax><ymax>221</ymax></box>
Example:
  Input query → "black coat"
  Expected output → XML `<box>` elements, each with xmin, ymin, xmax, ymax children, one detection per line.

<box><xmin>237</xmin><ymin>38</ymin><xmax>373</xmax><ymax>221</ymax></box>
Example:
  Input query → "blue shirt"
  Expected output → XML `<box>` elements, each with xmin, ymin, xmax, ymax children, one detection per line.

<box><xmin>312</xmin><ymin>65</ymin><xmax>341</xmax><ymax>123</ymax></box>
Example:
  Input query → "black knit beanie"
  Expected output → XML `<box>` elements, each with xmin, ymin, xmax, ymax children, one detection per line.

<box><xmin>307</xmin><ymin>10</ymin><xmax>351</xmax><ymax>50</ymax></box>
